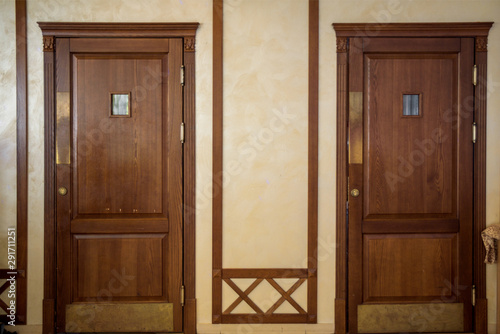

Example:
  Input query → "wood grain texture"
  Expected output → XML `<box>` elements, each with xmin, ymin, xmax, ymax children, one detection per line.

<box><xmin>183</xmin><ymin>298</ymin><xmax>197</xmax><ymax>334</ymax></box>
<box><xmin>307</xmin><ymin>1</ymin><xmax>319</xmax><ymax>323</ymax></box>
<box><xmin>334</xmin><ymin>45</ymin><xmax>348</xmax><ymax>334</ymax></box>
<box><xmin>15</xmin><ymin>0</ymin><xmax>28</xmax><ymax>325</ymax></box>
<box><xmin>332</xmin><ymin>22</ymin><xmax>493</xmax><ymax>37</ymax></box>
<box><xmin>332</xmin><ymin>24</ymin><xmax>488</xmax><ymax>333</ymax></box>
<box><xmin>363</xmin><ymin>234</ymin><xmax>457</xmax><ymax>302</ymax></box>
<box><xmin>458</xmin><ymin>38</ymin><xmax>475</xmax><ymax>332</ymax></box>
<box><xmin>362</xmin><ymin>37</ymin><xmax>460</xmax><ymax>53</ymax></box>
<box><xmin>41</xmin><ymin>23</ymin><xmax>200</xmax><ymax>334</ymax></box>
<box><xmin>42</xmin><ymin>299</ymin><xmax>55</xmax><ymax>334</ymax></box>
<box><xmin>364</xmin><ymin>53</ymin><xmax>457</xmax><ymax>217</ymax></box>
<box><xmin>69</xmin><ymin>38</ymin><xmax>169</xmax><ymax>52</ymax></box>
<box><xmin>474</xmin><ymin>51</ymin><xmax>488</xmax><ymax>303</ymax></box>
<box><xmin>222</xmin><ymin>268</ymin><xmax>308</xmax><ymax>278</ymax></box>
<box><xmin>72</xmin><ymin>235</ymin><xmax>166</xmax><ymax>301</ymax></box>
<box><xmin>38</xmin><ymin>22</ymin><xmax>199</xmax><ymax>38</ymax></box>
<box><xmin>475</xmin><ymin>298</ymin><xmax>487</xmax><ymax>334</ymax></box>
<box><xmin>347</xmin><ymin>37</ymin><xmax>364</xmax><ymax>333</ymax></box>
<box><xmin>43</xmin><ymin>48</ymin><xmax>56</xmax><ymax>334</ymax></box>
<box><xmin>212</xmin><ymin>0</ymin><xmax>223</xmax><ymax>323</ymax></box>
<box><xmin>73</xmin><ymin>55</ymin><xmax>164</xmax><ymax>215</ymax></box>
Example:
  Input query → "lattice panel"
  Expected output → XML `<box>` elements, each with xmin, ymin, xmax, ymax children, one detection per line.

<box><xmin>0</xmin><ymin>278</ymin><xmax>9</xmax><ymax>315</ymax></box>
<box><xmin>223</xmin><ymin>278</ymin><xmax>307</xmax><ymax>315</ymax></box>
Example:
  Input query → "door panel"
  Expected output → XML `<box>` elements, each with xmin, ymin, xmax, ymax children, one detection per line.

<box><xmin>348</xmin><ymin>37</ymin><xmax>474</xmax><ymax>333</ymax></box>
<box><xmin>74</xmin><ymin>56</ymin><xmax>165</xmax><ymax>214</ymax></box>
<box><xmin>364</xmin><ymin>55</ymin><xmax>457</xmax><ymax>217</ymax></box>
<box><xmin>363</xmin><ymin>234</ymin><xmax>457</xmax><ymax>302</ymax></box>
<box><xmin>56</xmin><ymin>38</ymin><xmax>184</xmax><ymax>332</ymax></box>
<box><xmin>73</xmin><ymin>234</ymin><xmax>166</xmax><ymax>301</ymax></box>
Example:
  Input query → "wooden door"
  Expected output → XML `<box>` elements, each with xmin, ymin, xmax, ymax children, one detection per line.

<box><xmin>55</xmin><ymin>37</ymin><xmax>184</xmax><ymax>333</ymax></box>
<box><xmin>348</xmin><ymin>37</ymin><xmax>474</xmax><ymax>333</ymax></box>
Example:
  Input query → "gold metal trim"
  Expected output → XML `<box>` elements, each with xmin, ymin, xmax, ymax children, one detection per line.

<box><xmin>472</xmin><ymin>122</ymin><xmax>477</xmax><ymax>144</ymax></box>
<box><xmin>56</xmin><ymin>92</ymin><xmax>70</xmax><ymax>164</ymax></box>
<box><xmin>358</xmin><ymin>303</ymin><xmax>463</xmax><ymax>333</ymax></box>
<box><xmin>349</xmin><ymin>92</ymin><xmax>363</xmax><ymax>164</ymax></box>
<box><xmin>473</xmin><ymin>64</ymin><xmax>477</xmax><ymax>86</ymax></box>
<box><xmin>66</xmin><ymin>303</ymin><xmax>173</xmax><ymax>332</ymax></box>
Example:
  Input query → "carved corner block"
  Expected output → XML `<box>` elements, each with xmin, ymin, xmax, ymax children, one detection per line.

<box><xmin>476</xmin><ymin>36</ymin><xmax>488</xmax><ymax>52</ymax></box>
<box><xmin>337</xmin><ymin>37</ymin><xmax>348</xmax><ymax>53</ymax></box>
<box><xmin>184</xmin><ymin>37</ymin><xmax>195</xmax><ymax>52</ymax></box>
<box><xmin>43</xmin><ymin>36</ymin><xmax>54</xmax><ymax>52</ymax></box>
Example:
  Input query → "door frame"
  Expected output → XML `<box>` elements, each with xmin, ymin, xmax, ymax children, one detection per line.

<box><xmin>38</xmin><ymin>22</ymin><xmax>199</xmax><ymax>334</ymax></box>
<box><xmin>332</xmin><ymin>22</ymin><xmax>493</xmax><ymax>334</ymax></box>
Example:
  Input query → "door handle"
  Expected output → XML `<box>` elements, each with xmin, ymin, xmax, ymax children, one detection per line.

<box><xmin>350</xmin><ymin>189</ymin><xmax>360</xmax><ymax>197</ymax></box>
<box><xmin>58</xmin><ymin>187</ymin><xmax>68</xmax><ymax>196</ymax></box>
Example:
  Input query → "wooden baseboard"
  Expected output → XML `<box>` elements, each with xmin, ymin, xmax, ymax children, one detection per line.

<box><xmin>475</xmin><ymin>298</ymin><xmax>487</xmax><ymax>334</ymax></box>
<box><xmin>42</xmin><ymin>299</ymin><xmax>54</xmax><ymax>334</ymax></box>
<box><xmin>334</xmin><ymin>299</ymin><xmax>345</xmax><ymax>334</ymax></box>
<box><xmin>184</xmin><ymin>298</ymin><xmax>197</xmax><ymax>334</ymax></box>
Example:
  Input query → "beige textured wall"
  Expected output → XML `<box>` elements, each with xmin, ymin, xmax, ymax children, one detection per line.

<box><xmin>0</xmin><ymin>0</ymin><xmax>498</xmax><ymax>333</ymax></box>
<box><xmin>0</xmin><ymin>0</ymin><xmax>17</xmax><ymax>269</ymax></box>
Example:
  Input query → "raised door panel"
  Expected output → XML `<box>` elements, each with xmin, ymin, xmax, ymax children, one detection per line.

<box><xmin>72</xmin><ymin>234</ymin><xmax>166</xmax><ymax>301</ymax></box>
<box><xmin>364</xmin><ymin>54</ymin><xmax>457</xmax><ymax>218</ymax></box>
<box><xmin>363</xmin><ymin>234</ymin><xmax>458</xmax><ymax>302</ymax></box>
<box><xmin>73</xmin><ymin>56</ymin><xmax>166</xmax><ymax>215</ymax></box>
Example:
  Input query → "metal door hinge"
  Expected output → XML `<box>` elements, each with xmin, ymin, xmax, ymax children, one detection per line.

<box><xmin>181</xmin><ymin>285</ymin><xmax>185</xmax><ymax>307</ymax></box>
<box><xmin>181</xmin><ymin>65</ymin><xmax>185</xmax><ymax>86</ymax></box>
<box><xmin>473</xmin><ymin>65</ymin><xmax>477</xmax><ymax>86</ymax></box>
<box><xmin>472</xmin><ymin>122</ymin><xmax>477</xmax><ymax>144</ymax></box>
<box><xmin>472</xmin><ymin>285</ymin><xmax>476</xmax><ymax>306</ymax></box>
<box><xmin>180</xmin><ymin>122</ymin><xmax>185</xmax><ymax>144</ymax></box>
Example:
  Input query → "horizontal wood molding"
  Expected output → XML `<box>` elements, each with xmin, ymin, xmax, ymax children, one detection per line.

<box><xmin>333</xmin><ymin>22</ymin><xmax>493</xmax><ymax>37</ymax></box>
<box><xmin>37</xmin><ymin>22</ymin><xmax>199</xmax><ymax>38</ymax></box>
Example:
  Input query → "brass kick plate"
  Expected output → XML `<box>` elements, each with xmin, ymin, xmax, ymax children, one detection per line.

<box><xmin>66</xmin><ymin>303</ymin><xmax>173</xmax><ymax>332</ymax></box>
<box><xmin>358</xmin><ymin>303</ymin><xmax>463</xmax><ymax>333</ymax></box>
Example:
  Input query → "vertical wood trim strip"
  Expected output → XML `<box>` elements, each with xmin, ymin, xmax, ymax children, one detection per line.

<box><xmin>15</xmin><ymin>0</ymin><xmax>28</xmax><ymax>325</ymax></box>
<box><xmin>474</xmin><ymin>48</ymin><xmax>488</xmax><ymax>333</ymax></box>
<box><xmin>334</xmin><ymin>50</ymin><xmax>348</xmax><ymax>334</ymax></box>
<box><xmin>183</xmin><ymin>50</ymin><xmax>197</xmax><ymax>334</ymax></box>
<box><xmin>307</xmin><ymin>0</ymin><xmax>319</xmax><ymax>323</ymax></box>
<box><xmin>212</xmin><ymin>0</ymin><xmax>223</xmax><ymax>324</ymax></box>
<box><xmin>213</xmin><ymin>0</ymin><xmax>319</xmax><ymax>323</ymax></box>
<box><xmin>42</xmin><ymin>49</ymin><xmax>56</xmax><ymax>334</ymax></box>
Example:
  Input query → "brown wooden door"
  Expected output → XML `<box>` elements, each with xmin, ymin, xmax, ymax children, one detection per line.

<box><xmin>55</xmin><ymin>37</ymin><xmax>184</xmax><ymax>333</ymax></box>
<box><xmin>348</xmin><ymin>37</ymin><xmax>475</xmax><ymax>333</ymax></box>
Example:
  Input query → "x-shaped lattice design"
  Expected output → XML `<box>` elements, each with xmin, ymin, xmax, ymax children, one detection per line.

<box><xmin>0</xmin><ymin>279</ymin><xmax>11</xmax><ymax>314</ymax></box>
<box><xmin>223</xmin><ymin>278</ymin><xmax>306</xmax><ymax>315</ymax></box>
